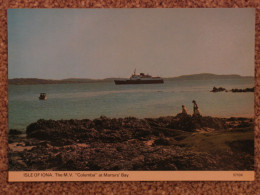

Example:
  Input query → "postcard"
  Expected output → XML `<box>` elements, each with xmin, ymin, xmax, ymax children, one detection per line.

<box><xmin>8</xmin><ymin>8</ymin><xmax>255</xmax><ymax>181</ymax></box>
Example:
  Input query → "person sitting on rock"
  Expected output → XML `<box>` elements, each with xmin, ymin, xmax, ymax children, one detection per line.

<box><xmin>182</xmin><ymin>105</ymin><xmax>188</xmax><ymax>115</ymax></box>
<box><xmin>192</xmin><ymin>100</ymin><xmax>201</xmax><ymax>117</ymax></box>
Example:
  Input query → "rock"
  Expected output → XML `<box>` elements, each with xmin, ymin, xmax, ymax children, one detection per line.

<box><xmin>9</xmin><ymin>129</ymin><xmax>23</xmax><ymax>135</ymax></box>
<box><xmin>153</xmin><ymin>137</ymin><xmax>174</xmax><ymax>146</ymax></box>
<box><xmin>210</xmin><ymin>86</ymin><xmax>227</xmax><ymax>92</ymax></box>
<box><xmin>231</xmin><ymin>87</ymin><xmax>254</xmax><ymax>92</ymax></box>
<box><xmin>210</xmin><ymin>87</ymin><xmax>254</xmax><ymax>93</ymax></box>
<box><xmin>25</xmin><ymin>141</ymin><xmax>33</xmax><ymax>146</ymax></box>
<box><xmin>167</xmin><ymin>115</ymin><xmax>226</xmax><ymax>132</ymax></box>
<box><xmin>37</xmin><ymin>141</ymin><xmax>52</xmax><ymax>148</ymax></box>
<box><xmin>133</xmin><ymin>128</ymin><xmax>152</xmax><ymax>140</ymax></box>
<box><xmin>17</xmin><ymin>143</ymin><xmax>25</xmax><ymax>147</ymax></box>
<box><xmin>25</xmin><ymin>115</ymin><xmax>229</xmax><ymax>144</ymax></box>
<box><xmin>7</xmin><ymin>115</ymin><xmax>252</xmax><ymax>171</ymax></box>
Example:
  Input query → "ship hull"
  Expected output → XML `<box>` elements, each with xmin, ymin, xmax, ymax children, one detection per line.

<box><xmin>114</xmin><ymin>79</ymin><xmax>164</xmax><ymax>85</ymax></box>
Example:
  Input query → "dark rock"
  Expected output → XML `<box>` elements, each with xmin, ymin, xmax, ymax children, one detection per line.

<box><xmin>167</xmin><ymin>115</ymin><xmax>226</xmax><ymax>131</ymax></box>
<box><xmin>231</xmin><ymin>87</ymin><xmax>254</xmax><ymax>92</ymax></box>
<box><xmin>211</xmin><ymin>87</ymin><xmax>254</xmax><ymax>93</ymax></box>
<box><xmin>210</xmin><ymin>86</ymin><xmax>227</xmax><ymax>92</ymax></box>
<box><xmin>9</xmin><ymin>158</ymin><xmax>28</xmax><ymax>170</ymax></box>
<box><xmin>25</xmin><ymin>141</ymin><xmax>33</xmax><ymax>146</ymax></box>
<box><xmin>153</xmin><ymin>137</ymin><xmax>174</xmax><ymax>146</ymax></box>
<box><xmin>133</xmin><ymin>128</ymin><xmax>152</xmax><ymax>140</ymax></box>
<box><xmin>7</xmin><ymin>115</ymin><xmax>252</xmax><ymax>171</ymax></box>
<box><xmin>37</xmin><ymin>141</ymin><xmax>52</xmax><ymax>148</ymax></box>
<box><xmin>25</xmin><ymin>115</ymin><xmax>229</xmax><ymax>145</ymax></box>
<box><xmin>9</xmin><ymin>129</ymin><xmax>23</xmax><ymax>135</ymax></box>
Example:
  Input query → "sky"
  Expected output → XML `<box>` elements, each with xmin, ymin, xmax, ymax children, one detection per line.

<box><xmin>8</xmin><ymin>8</ymin><xmax>255</xmax><ymax>79</ymax></box>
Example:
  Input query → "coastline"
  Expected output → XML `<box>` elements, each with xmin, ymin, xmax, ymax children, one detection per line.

<box><xmin>8</xmin><ymin>74</ymin><xmax>254</xmax><ymax>85</ymax></box>
<box><xmin>8</xmin><ymin>114</ymin><xmax>254</xmax><ymax>171</ymax></box>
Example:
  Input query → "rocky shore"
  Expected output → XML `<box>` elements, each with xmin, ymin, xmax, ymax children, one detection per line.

<box><xmin>231</xmin><ymin>87</ymin><xmax>254</xmax><ymax>92</ymax></box>
<box><xmin>9</xmin><ymin>114</ymin><xmax>254</xmax><ymax>171</ymax></box>
<box><xmin>210</xmin><ymin>87</ymin><xmax>254</xmax><ymax>93</ymax></box>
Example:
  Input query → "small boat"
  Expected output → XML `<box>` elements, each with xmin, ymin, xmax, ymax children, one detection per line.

<box><xmin>114</xmin><ymin>69</ymin><xmax>164</xmax><ymax>85</ymax></box>
<box><xmin>39</xmin><ymin>93</ymin><xmax>47</xmax><ymax>100</ymax></box>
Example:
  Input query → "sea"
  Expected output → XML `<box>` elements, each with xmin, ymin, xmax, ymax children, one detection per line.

<box><xmin>9</xmin><ymin>78</ymin><xmax>254</xmax><ymax>131</ymax></box>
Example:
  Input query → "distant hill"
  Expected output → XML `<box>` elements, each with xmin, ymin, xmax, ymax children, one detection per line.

<box><xmin>165</xmin><ymin>73</ymin><xmax>253</xmax><ymax>81</ymax></box>
<box><xmin>8</xmin><ymin>78</ymin><xmax>93</xmax><ymax>85</ymax></box>
<box><xmin>8</xmin><ymin>77</ymin><xmax>124</xmax><ymax>85</ymax></box>
<box><xmin>8</xmin><ymin>73</ymin><xmax>253</xmax><ymax>85</ymax></box>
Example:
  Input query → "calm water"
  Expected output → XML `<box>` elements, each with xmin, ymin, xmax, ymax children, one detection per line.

<box><xmin>9</xmin><ymin>78</ymin><xmax>254</xmax><ymax>131</ymax></box>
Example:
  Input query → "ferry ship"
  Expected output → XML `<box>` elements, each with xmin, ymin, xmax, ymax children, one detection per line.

<box><xmin>114</xmin><ymin>70</ymin><xmax>164</xmax><ymax>85</ymax></box>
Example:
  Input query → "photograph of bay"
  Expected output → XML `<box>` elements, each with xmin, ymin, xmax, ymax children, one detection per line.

<box><xmin>8</xmin><ymin>9</ymin><xmax>255</xmax><ymax>172</ymax></box>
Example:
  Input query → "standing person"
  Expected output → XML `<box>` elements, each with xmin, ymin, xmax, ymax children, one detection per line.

<box><xmin>182</xmin><ymin>105</ymin><xmax>188</xmax><ymax>115</ymax></box>
<box><xmin>192</xmin><ymin>100</ymin><xmax>201</xmax><ymax>116</ymax></box>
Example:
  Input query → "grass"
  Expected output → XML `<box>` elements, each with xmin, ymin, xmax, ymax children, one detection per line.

<box><xmin>177</xmin><ymin>128</ymin><xmax>254</xmax><ymax>154</ymax></box>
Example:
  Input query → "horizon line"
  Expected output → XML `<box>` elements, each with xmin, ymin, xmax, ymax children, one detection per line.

<box><xmin>8</xmin><ymin>73</ymin><xmax>255</xmax><ymax>80</ymax></box>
